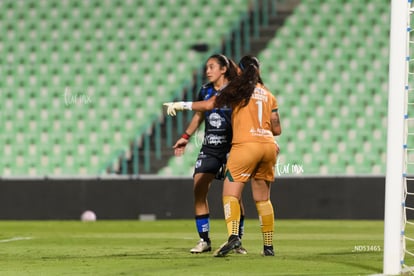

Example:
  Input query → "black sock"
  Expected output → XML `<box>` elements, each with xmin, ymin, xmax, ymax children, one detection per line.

<box><xmin>239</xmin><ymin>215</ymin><xmax>245</xmax><ymax>239</ymax></box>
<box><xmin>200</xmin><ymin>232</ymin><xmax>210</xmax><ymax>244</ymax></box>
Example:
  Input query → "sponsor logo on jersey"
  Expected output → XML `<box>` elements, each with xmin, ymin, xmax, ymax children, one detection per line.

<box><xmin>208</xmin><ymin>112</ymin><xmax>224</xmax><ymax>128</ymax></box>
<box><xmin>204</xmin><ymin>134</ymin><xmax>227</xmax><ymax>145</ymax></box>
<box><xmin>252</xmin><ymin>87</ymin><xmax>269</xmax><ymax>102</ymax></box>
<box><xmin>249</xmin><ymin>127</ymin><xmax>273</xmax><ymax>137</ymax></box>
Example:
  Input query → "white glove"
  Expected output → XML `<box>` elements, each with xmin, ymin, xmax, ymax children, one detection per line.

<box><xmin>163</xmin><ymin>101</ymin><xmax>193</xmax><ymax>116</ymax></box>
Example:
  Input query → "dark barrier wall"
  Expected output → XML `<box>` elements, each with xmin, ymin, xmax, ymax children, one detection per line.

<box><xmin>0</xmin><ymin>176</ymin><xmax>385</xmax><ymax>220</ymax></box>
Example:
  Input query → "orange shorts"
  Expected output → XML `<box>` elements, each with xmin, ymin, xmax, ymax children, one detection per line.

<box><xmin>226</xmin><ymin>142</ymin><xmax>276</xmax><ymax>182</ymax></box>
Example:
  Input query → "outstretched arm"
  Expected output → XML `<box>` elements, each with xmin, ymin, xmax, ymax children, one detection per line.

<box><xmin>191</xmin><ymin>96</ymin><xmax>216</xmax><ymax>112</ymax></box>
<box><xmin>163</xmin><ymin>96</ymin><xmax>216</xmax><ymax>116</ymax></box>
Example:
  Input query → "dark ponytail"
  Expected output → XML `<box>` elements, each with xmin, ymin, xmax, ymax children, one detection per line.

<box><xmin>215</xmin><ymin>62</ymin><xmax>260</xmax><ymax>108</ymax></box>
<box><xmin>238</xmin><ymin>55</ymin><xmax>263</xmax><ymax>85</ymax></box>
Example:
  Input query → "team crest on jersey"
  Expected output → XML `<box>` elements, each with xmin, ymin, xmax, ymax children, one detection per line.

<box><xmin>195</xmin><ymin>159</ymin><xmax>202</xmax><ymax>168</ymax></box>
<box><xmin>208</xmin><ymin>112</ymin><xmax>224</xmax><ymax>128</ymax></box>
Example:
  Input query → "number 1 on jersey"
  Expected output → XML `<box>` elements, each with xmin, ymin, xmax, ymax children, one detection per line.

<box><xmin>256</xmin><ymin>100</ymin><xmax>263</xmax><ymax>127</ymax></box>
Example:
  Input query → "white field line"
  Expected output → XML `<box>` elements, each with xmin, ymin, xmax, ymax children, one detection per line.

<box><xmin>0</xmin><ymin>237</ymin><xmax>33</xmax><ymax>243</ymax></box>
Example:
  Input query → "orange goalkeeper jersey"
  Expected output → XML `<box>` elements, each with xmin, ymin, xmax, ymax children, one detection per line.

<box><xmin>231</xmin><ymin>85</ymin><xmax>278</xmax><ymax>145</ymax></box>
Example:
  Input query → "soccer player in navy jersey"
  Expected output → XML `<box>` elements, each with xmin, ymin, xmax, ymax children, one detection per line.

<box><xmin>165</xmin><ymin>55</ymin><xmax>282</xmax><ymax>257</ymax></box>
<box><xmin>171</xmin><ymin>54</ymin><xmax>247</xmax><ymax>254</ymax></box>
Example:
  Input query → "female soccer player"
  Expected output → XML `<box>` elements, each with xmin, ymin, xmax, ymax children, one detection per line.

<box><xmin>164</xmin><ymin>55</ymin><xmax>281</xmax><ymax>257</ymax></box>
<box><xmin>169</xmin><ymin>54</ymin><xmax>247</xmax><ymax>254</ymax></box>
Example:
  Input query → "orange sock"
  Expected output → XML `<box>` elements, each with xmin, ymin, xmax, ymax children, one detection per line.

<box><xmin>223</xmin><ymin>196</ymin><xmax>241</xmax><ymax>237</ymax></box>
<box><xmin>256</xmin><ymin>200</ymin><xmax>274</xmax><ymax>246</ymax></box>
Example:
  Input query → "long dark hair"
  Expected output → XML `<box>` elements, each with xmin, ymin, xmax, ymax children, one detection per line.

<box><xmin>215</xmin><ymin>55</ymin><xmax>263</xmax><ymax>108</ymax></box>
<box><xmin>207</xmin><ymin>54</ymin><xmax>239</xmax><ymax>82</ymax></box>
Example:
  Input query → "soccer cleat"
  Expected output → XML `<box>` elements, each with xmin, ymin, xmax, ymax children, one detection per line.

<box><xmin>234</xmin><ymin>245</ymin><xmax>248</xmax><ymax>254</ymax></box>
<box><xmin>190</xmin><ymin>239</ymin><xmax>211</xmax><ymax>253</ymax></box>
<box><xmin>261</xmin><ymin>246</ymin><xmax>275</xmax><ymax>256</ymax></box>
<box><xmin>213</xmin><ymin>235</ymin><xmax>241</xmax><ymax>257</ymax></box>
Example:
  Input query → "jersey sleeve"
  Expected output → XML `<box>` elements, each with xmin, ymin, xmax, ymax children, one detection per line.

<box><xmin>197</xmin><ymin>87</ymin><xmax>204</xmax><ymax>101</ymax></box>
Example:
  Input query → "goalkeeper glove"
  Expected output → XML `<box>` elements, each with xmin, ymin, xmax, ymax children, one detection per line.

<box><xmin>163</xmin><ymin>101</ymin><xmax>193</xmax><ymax>116</ymax></box>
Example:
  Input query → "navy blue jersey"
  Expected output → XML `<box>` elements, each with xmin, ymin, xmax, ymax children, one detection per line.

<box><xmin>197</xmin><ymin>82</ymin><xmax>232</xmax><ymax>154</ymax></box>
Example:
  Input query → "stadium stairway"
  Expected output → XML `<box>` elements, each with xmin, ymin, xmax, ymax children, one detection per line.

<box><xmin>249</xmin><ymin>0</ymin><xmax>300</xmax><ymax>55</ymax></box>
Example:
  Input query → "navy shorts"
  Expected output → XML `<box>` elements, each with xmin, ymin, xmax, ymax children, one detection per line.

<box><xmin>193</xmin><ymin>148</ymin><xmax>229</xmax><ymax>180</ymax></box>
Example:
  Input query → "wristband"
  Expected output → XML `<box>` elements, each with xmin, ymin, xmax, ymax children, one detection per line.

<box><xmin>181</xmin><ymin>132</ymin><xmax>191</xmax><ymax>140</ymax></box>
<box><xmin>182</xmin><ymin>101</ymin><xmax>193</xmax><ymax>110</ymax></box>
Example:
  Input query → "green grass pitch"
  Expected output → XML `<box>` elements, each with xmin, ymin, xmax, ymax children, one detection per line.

<box><xmin>0</xmin><ymin>219</ymin><xmax>384</xmax><ymax>275</ymax></box>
